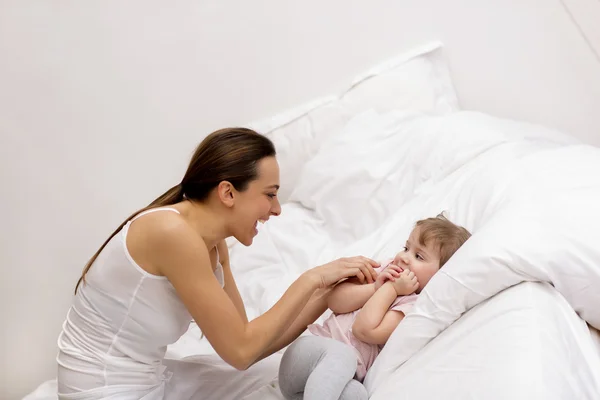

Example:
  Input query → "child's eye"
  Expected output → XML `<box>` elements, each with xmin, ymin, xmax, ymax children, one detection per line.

<box><xmin>416</xmin><ymin>254</ymin><xmax>424</xmax><ymax>261</ymax></box>
<box><xmin>402</xmin><ymin>246</ymin><xmax>408</xmax><ymax>252</ymax></box>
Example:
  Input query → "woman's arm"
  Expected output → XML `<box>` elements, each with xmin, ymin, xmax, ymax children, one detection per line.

<box><xmin>147</xmin><ymin>215</ymin><xmax>377</xmax><ymax>370</ymax></box>
<box><xmin>217</xmin><ymin>240</ymin><xmax>248</xmax><ymax>323</ymax></box>
<box><xmin>351</xmin><ymin>283</ymin><xmax>405</xmax><ymax>345</ymax></box>
<box><xmin>254</xmin><ymin>286</ymin><xmax>333</xmax><ymax>362</ymax></box>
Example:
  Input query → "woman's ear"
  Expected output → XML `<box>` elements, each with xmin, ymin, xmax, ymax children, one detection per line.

<box><xmin>217</xmin><ymin>181</ymin><xmax>235</xmax><ymax>207</ymax></box>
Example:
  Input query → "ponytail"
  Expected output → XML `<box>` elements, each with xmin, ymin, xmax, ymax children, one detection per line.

<box><xmin>74</xmin><ymin>184</ymin><xmax>184</xmax><ymax>294</ymax></box>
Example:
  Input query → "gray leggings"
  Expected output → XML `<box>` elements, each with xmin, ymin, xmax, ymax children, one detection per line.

<box><xmin>278</xmin><ymin>336</ymin><xmax>368</xmax><ymax>400</ymax></box>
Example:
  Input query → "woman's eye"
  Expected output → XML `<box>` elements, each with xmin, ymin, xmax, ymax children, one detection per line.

<box><xmin>267</xmin><ymin>193</ymin><xmax>277</xmax><ymax>198</ymax></box>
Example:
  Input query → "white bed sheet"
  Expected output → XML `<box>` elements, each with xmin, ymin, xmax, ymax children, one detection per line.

<box><xmin>370</xmin><ymin>282</ymin><xmax>600</xmax><ymax>400</ymax></box>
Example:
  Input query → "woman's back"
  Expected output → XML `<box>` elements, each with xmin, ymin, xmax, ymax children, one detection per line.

<box><xmin>57</xmin><ymin>208</ymin><xmax>223</xmax><ymax>398</ymax></box>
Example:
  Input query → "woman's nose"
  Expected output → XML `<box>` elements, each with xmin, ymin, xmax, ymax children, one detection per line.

<box><xmin>271</xmin><ymin>198</ymin><xmax>282</xmax><ymax>216</ymax></box>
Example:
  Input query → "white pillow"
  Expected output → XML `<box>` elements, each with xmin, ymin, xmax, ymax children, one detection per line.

<box><xmin>287</xmin><ymin>110</ymin><xmax>574</xmax><ymax>243</ymax></box>
<box><xmin>248</xmin><ymin>41</ymin><xmax>459</xmax><ymax>202</ymax></box>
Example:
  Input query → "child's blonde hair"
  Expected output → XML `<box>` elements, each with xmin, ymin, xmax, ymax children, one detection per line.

<box><xmin>414</xmin><ymin>213</ymin><xmax>471</xmax><ymax>267</ymax></box>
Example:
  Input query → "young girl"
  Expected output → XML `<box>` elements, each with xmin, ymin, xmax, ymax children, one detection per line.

<box><xmin>278</xmin><ymin>214</ymin><xmax>472</xmax><ymax>400</ymax></box>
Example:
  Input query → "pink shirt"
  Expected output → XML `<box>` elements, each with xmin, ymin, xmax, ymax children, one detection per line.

<box><xmin>307</xmin><ymin>262</ymin><xmax>418</xmax><ymax>381</ymax></box>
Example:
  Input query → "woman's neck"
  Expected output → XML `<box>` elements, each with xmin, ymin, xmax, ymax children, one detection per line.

<box><xmin>176</xmin><ymin>200</ymin><xmax>229</xmax><ymax>250</ymax></box>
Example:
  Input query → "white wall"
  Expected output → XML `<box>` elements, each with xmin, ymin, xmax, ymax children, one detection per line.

<box><xmin>1</xmin><ymin>0</ymin><xmax>599</xmax><ymax>398</ymax></box>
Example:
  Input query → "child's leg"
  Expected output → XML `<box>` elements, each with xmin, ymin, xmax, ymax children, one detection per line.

<box><xmin>278</xmin><ymin>335</ymin><xmax>366</xmax><ymax>400</ymax></box>
<box><xmin>339</xmin><ymin>379</ymin><xmax>369</xmax><ymax>400</ymax></box>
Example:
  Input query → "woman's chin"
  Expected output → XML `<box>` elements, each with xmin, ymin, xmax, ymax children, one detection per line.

<box><xmin>235</xmin><ymin>231</ymin><xmax>256</xmax><ymax>247</ymax></box>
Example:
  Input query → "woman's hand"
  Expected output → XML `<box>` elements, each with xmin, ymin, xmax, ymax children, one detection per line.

<box><xmin>308</xmin><ymin>256</ymin><xmax>379</xmax><ymax>289</ymax></box>
<box><xmin>390</xmin><ymin>269</ymin><xmax>419</xmax><ymax>296</ymax></box>
<box><xmin>374</xmin><ymin>264</ymin><xmax>403</xmax><ymax>291</ymax></box>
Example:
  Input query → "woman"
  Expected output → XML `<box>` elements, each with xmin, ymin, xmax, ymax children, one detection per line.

<box><xmin>57</xmin><ymin>128</ymin><xmax>379</xmax><ymax>399</ymax></box>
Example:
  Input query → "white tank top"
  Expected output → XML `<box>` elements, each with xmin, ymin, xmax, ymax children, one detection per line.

<box><xmin>57</xmin><ymin>207</ymin><xmax>224</xmax><ymax>397</ymax></box>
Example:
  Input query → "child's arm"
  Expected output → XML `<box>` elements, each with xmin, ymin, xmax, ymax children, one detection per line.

<box><xmin>351</xmin><ymin>283</ymin><xmax>405</xmax><ymax>345</ymax></box>
<box><xmin>328</xmin><ymin>264</ymin><xmax>402</xmax><ymax>314</ymax></box>
<box><xmin>327</xmin><ymin>279</ymin><xmax>376</xmax><ymax>314</ymax></box>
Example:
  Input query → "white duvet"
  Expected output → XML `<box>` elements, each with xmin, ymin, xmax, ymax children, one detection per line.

<box><xmin>228</xmin><ymin>109</ymin><xmax>600</xmax><ymax>398</ymax></box>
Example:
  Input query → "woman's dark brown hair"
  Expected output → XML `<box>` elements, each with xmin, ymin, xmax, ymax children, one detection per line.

<box><xmin>74</xmin><ymin>128</ymin><xmax>276</xmax><ymax>294</ymax></box>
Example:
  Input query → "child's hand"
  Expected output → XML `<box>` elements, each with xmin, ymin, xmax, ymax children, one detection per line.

<box><xmin>389</xmin><ymin>269</ymin><xmax>419</xmax><ymax>295</ymax></box>
<box><xmin>374</xmin><ymin>264</ymin><xmax>403</xmax><ymax>291</ymax></box>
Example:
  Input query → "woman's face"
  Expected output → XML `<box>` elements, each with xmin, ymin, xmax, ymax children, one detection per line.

<box><xmin>230</xmin><ymin>156</ymin><xmax>281</xmax><ymax>246</ymax></box>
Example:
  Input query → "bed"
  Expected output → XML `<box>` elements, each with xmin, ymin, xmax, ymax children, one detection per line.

<box><xmin>24</xmin><ymin>43</ymin><xmax>600</xmax><ymax>399</ymax></box>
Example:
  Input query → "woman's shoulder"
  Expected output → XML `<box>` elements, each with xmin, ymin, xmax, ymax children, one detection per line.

<box><xmin>130</xmin><ymin>206</ymin><xmax>185</xmax><ymax>230</ymax></box>
<box><xmin>127</xmin><ymin>208</ymin><xmax>207</xmax><ymax>275</ymax></box>
<box><xmin>128</xmin><ymin>209</ymin><xmax>192</xmax><ymax>249</ymax></box>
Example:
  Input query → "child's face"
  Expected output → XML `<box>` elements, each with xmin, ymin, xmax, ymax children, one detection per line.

<box><xmin>391</xmin><ymin>226</ymin><xmax>441</xmax><ymax>293</ymax></box>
